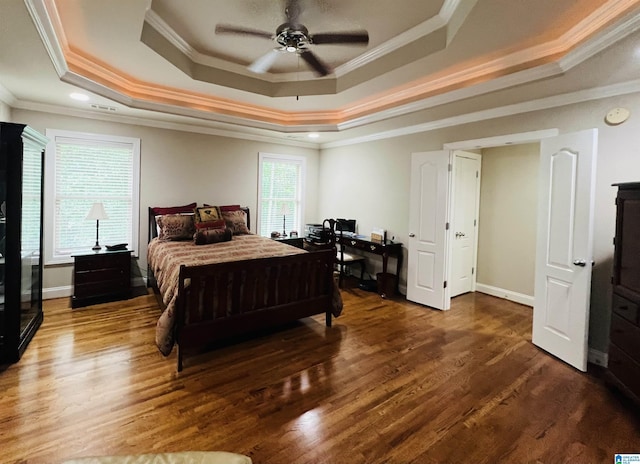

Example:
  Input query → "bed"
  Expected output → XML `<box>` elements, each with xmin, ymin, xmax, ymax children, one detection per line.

<box><xmin>147</xmin><ymin>204</ymin><xmax>341</xmax><ymax>371</ymax></box>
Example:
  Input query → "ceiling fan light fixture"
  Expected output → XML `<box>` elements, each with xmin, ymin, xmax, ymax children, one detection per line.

<box><xmin>286</xmin><ymin>45</ymin><xmax>297</xmax><ymax>53</ymax></box>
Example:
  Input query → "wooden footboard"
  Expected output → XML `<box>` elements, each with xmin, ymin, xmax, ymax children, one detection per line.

<box><xmin>174</xmin><ymin>248</ymin><xmax>335</xmax><ymax>371</ymax></box>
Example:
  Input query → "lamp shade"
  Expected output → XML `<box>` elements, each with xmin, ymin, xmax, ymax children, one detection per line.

<box><xmin>86</xmin><ymin>202</ymin><xmax>108</xmax><ymax>221</ymax></box>
<box><xmin>279</xmin><ymin>203</ymin><xmax>290</xmax><ymax>215</ymax></box>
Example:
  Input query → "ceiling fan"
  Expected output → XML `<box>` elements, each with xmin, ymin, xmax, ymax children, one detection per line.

<box><xmin>215</xmin><ymin>0</ymin><xmax>369</xmax><ymax>77</ymax></box>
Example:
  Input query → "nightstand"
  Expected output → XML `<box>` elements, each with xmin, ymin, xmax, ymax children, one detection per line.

<box><xmin>72</xmin><ymin>249</ymin><xmax>132</xmax><ymax>308</ymax></box>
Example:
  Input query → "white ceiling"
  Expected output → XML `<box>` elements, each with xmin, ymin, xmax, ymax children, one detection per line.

<box><xmin>2</xmin><ymin>0</ymin><xmax>640</xmax><ymax>146</ymax></box>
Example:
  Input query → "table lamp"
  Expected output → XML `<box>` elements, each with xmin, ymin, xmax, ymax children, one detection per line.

<box><xmin>86</xmin><ymin>202</ymin><xmax>108</xmax><ymax>251</ymax></box>
<box><xmin>279</xmin><ymin>203</ymin><xmax>290</xmax><ymax>237</ymax></box>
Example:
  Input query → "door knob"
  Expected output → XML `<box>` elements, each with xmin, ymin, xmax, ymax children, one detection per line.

<box><xmin>573</xmin><ymin>259</ymin><xmax>586</xmax><ymax>267</ymax></box>
<box><xmin>409</xmin><ymin>233</ymin><xmax>415</xmax><ymax>237</ymax></box>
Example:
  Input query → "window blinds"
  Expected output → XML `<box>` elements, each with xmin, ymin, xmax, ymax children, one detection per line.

<box><xmin>258</xmin><ymin>155</ymin><xmax>304</xmax><ymax>237</ymax></box>
<box><xmin>52</xmin><ymin>136</ymin><xmax>134</xmax><ymax>257</ymax></box>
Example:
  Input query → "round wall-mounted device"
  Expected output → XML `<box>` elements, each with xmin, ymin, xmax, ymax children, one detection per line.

<box><xmin>605</xmin><ymin>107</ymin><xmax>630</xmax><ymax>126</ymax></box>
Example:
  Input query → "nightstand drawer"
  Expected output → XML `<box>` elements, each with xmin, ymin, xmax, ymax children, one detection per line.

<box><xmin>75</xmin><ymin>267</ymin><xmax>128</xmax><ymax>284</ymax></box>
<box><xmin>612</xmin><ymin>293</ymin><xmax>638</xmax><ymax>324</ymax></box>
<box><xmin>74</xmin><ymin>278</ymin><xmax>129</xmax><ymax>298</ymax></box>
<box><xmin>75</xmin><ymin>252</ymin><xmax>130</xmax><ymax>271</ymax></box>
<box><xmin>610</xmin><ymin>312</ymin><xmax>640</xmax><ymax>359</ymax></box>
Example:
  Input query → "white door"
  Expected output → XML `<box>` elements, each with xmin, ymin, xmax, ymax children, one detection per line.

<box><xmin>407</xmin><ymin>151</ymin><xmax>451</xmax><ymax>310</ymax></box>
<box><xmin>450</xmin><ymin>151</ymin><xmax>481</xmax><ymax>297</ymax></box>
<box><xmin>533</xmin><ymin>129</ymin><xmax>597</xmax><ymax>372</ymax></box>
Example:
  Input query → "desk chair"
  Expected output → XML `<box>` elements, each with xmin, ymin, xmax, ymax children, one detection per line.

<box><xmin>334</xmin><ymin>219</ymin><xmax>366</xmax><ymax>287</ymax></box>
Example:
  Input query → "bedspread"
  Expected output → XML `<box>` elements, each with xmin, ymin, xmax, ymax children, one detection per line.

<box><xmin>148</xmin><ymin>234</ymin><xmax>342</xmax><ymax>355</ymax></box>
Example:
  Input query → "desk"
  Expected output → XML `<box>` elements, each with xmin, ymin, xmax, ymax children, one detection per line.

<box><xmin>336</xmin><ymin>235</ymin><xmax>402</xmax><ymax>297</ymax></box>
<box><xmin>272</xmin><ymin>236</ymin><xmax>304</xmax><ymax>249</ymax></box>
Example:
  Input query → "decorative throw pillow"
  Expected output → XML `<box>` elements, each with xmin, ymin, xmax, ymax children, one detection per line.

<box><xmin>194</xmin><ymin>206</ymin><xmax>223</xmax><ymax>224</ymax></box>
<box><xmin>151</xmin><ymin>202</ymin><xmax>197</xmax><ymax>216</ymax></box>
<box><xmin>195</xmin><ymin>219</ymin><xmax>226</xmax><ymax>230</ymax></box>
<box><xmin>221</xmin><ymin>209</ymin><xmax>250</xmax><ymax>235</ymax></box>
<box><xmin>156</xmin><ymin>214</ymin><xmax>195</xmax><ymax>240</ymax></box>
<box><xmin>194</xmin><ymin>227</ymin><xmax>233</xmax><ymax>245</ymax></box>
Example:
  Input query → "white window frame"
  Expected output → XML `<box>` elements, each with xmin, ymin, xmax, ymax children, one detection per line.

<box><xmin>257</xmin><ymin>152</ymin><xmax>306</xmax><ymax>237</ymax></box>
<box><xmin>44</xmin><ymin>129</ymin><xmax>141</xmax><ymax>265</ymax></box>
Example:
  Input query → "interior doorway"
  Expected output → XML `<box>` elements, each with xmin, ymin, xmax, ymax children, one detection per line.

<box><xmin>449</xmin><ymin>150</ymin><xmax>482</xmax><ymax>298</ymax></box>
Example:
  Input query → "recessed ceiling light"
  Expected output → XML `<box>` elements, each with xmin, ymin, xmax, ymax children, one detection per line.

<box><xmin>70</xmin><ymin>93</ymin><xmax>89</xmax><ymax>101</ymax></box>
<box><xmin>308</xmin><ymin>133</ymin><xmax>319</xmax><ymax>139</ymax></box>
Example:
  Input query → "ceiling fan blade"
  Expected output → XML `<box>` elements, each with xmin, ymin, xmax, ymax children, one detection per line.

<box><xmin>310</xmin><ymin>31</ymin><xmax>369</xmax><ymax>45</ymax></box>
<box><xmin>248</xmin><ymin>49</ymin><xmax>281</xmax><ymax>74</ymax></box>
<box><xmin>300</xmin><ymin>49</ymin><xmax>331</xmax><ymax>77</ymax></box>
<box><xmin>215</xmin><ymin>24</ymin><xmax>273</xmax><ymax>40</ymax></box>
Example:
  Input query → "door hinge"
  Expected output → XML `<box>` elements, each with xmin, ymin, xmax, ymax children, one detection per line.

<box><xmin>472</xmin><ymin>267</ymin><xmax>475</xmax><ymax>275</ymax></box>
<box><xmin>448</xmin><ymin>163</ymin><xmax>452</xmax><ymax>172</ymax></box>
<box><xmin>474</xmin><ymin>219</ymin><xmax>477</xmax><ymax>227</ymax></box>
<box><xmin>476</xmin><ymin>171</ymin><xmax>479</xmax><ymax>178</ymax></box>
<box><xmin>613</xmin><ymin>237</ymin><xmax>616</xmax><ymax>246</ymax></box>
<box><xmin>444</xmin><ymin>281</ymin><xmax>447</xmax><ymax>288</ymax></box>
<box><xmin>446</xmin><ymin>222</ymin><xmax>450</xmax><ymax>230</ymax></box>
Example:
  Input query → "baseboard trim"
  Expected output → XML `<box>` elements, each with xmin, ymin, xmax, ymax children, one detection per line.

<box><xmin>588</xmin><ymin>348</ymin><xmax>608</xmax><ymax>368</ymax></box>
<box><xmin>43</xmin><ymin>285</ymin><xmax>72</xmax><ymax>300</ymax></box>
<box><xmin>475</xmin><ymin>283</ymin><xmax>534</xmax><ymax>307</ymax></box>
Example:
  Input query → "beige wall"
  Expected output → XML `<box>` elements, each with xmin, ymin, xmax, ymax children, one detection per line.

<box><xmin>0</xmin><ymin>100</ymin><xmax>11</xmax><ymax>121</ymax></box>
<box><xmin>12</xmin><ymin>108</ymin><xmax>321</xmax><ymax>291</ymax></box>
<box><xmin>318</xmin><ymin>92</ymin><xmax>640</xmax><ymax>353</ymax></box>
<box><xmin>476</xmin><ymin>144</ymin><xmax>539</xmax><ymax>297</ymax></box>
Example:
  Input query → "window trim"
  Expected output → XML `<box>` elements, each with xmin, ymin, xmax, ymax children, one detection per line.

<box><xmin>257</xmin><ymin>152</ymin><xmax>306</xmax><ymax>237</ymax></box>
<box><xmin>44</xmin><ymin>129</ymin><xmax>141</xmax><ymax>265</ymax></box>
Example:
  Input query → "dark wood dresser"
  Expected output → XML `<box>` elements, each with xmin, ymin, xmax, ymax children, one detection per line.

<box><xmin>72</xmin><ymin>249</ymin><xmax>132</xmax><ymax>308</ymax></box>
<box><xmin>608</xmin><ymin>182</ymin><xmax>640</xmax><ymax>404</ymax></box>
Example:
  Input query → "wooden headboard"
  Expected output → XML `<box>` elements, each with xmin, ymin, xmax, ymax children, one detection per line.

<box><xmin>148</xmin><ymin>206</ymin><xmax>251</xmax><ymax>242</ymax></box>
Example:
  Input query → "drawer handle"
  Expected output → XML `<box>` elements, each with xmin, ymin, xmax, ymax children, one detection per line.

<box><xmin>370</xmin><ymin>245</ymin><xmax>376</xmax><ymax>250</ymax></box>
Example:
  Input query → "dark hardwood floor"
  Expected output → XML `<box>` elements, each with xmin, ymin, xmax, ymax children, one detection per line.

<box><xmin>1</xmin><ymin>287</ymin><xmax>639</xmax><ymax>463</ymax></box>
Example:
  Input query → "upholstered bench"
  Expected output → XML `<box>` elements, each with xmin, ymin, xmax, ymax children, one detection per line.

<box><xmin>62</xmin><ymin>451</ymin><xmax>252</xmax><ymax>464</ymax></box>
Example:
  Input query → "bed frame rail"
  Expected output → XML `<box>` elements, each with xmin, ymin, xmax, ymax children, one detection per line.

<box><xmin>174</xmin><ymin>248</ymin><xmax>335</xmax><ymax>371</ymax></box>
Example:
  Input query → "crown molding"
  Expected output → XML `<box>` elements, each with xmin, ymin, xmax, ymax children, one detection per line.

<box><xmin>24</xmin><ymin>0</ymin><xmax>68</xmax><ymax>77</ymax></box>
<box><xmin>9</xmin><ymin>76</ymin><xmax>640</xmax><ymax>153</ymax></box>
<box><xmin>558</xmin><ymin>3</ymin><xmax>640</xmax><ymax>71</ymax></box>
<box><xmin>322</xmin><ymin>78</ymin><xmax>640</xmax><ymax>149</ymax></box>
<box><xmin>11</xmin><ymin>98</ymin><xmax>320</xmax><ymax>149</ymax></box>
<box><xmin>0</xmin><ymin>82</ymin><xmax>17</xmax><ymax>106</ymax></box>
<box><xmin>336</xmin><ymin>62</ymin><xmax>564</xmax><ymax>130</ymax></box>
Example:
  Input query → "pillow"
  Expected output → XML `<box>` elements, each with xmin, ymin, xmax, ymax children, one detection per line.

<box><xmin>221</xmin><ymin>209</ymin><xmax>250</xmax><ymax>235</ymax></box>
<box><xmin>195</xmin><ymin>219</ymin><xmax>226</xmax><ymax>230</ymax></box>
<box><xmin>194</xmin><ymin>227</ymin><xmax>233</xmax><ymax>245</ymax></box>
<box><xmin>156</xmin><ymin>214</ymin><xmax>195</xmax><ymax>240</ymax></box>
<box><xmin>151</xmin><ymin>202</ymin><xmax>197</xmax><ymax>216</ymax></box>
<box><xmin>194</xmin><ymin>206</ymin><xmax>223</xmax><ymax>224</ymax></box>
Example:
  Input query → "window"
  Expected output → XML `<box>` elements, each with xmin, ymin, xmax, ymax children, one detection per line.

<box><xmin>44</xmin><ymin>129</ymin><xmax>140</xmax><ymax>264</ymax></box>
<box><xmin>257</xmin><ymin>153</ymin><xmax>305</xmax><ymax>237</ymax></box>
